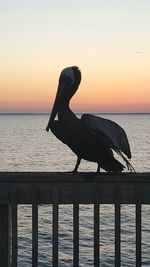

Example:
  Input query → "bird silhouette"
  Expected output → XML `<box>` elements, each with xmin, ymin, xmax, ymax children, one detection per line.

<box><xmin>46</xmin><ymin>66</ymin><xmax>134</xmax><ymax>173</ymax></box>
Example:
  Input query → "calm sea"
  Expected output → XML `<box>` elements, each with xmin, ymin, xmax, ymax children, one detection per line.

<box><xmin>0</xmin><ymin>114</ymin><xmax>150</xmax><ymax>266</ymax></box>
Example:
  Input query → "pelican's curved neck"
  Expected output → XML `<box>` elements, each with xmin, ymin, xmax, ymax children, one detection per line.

<box><xmin>58</xmin><ymin>98</ymin><xmax>72</xmax><ymax>113</ymax></box>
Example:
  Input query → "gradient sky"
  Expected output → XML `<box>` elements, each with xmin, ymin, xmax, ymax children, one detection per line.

<box><xmin>0</xmin><ymin>0</ymin><xmax>150</xmax><ymax>113</ymax></box>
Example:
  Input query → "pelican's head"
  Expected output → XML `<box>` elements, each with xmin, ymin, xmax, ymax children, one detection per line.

<box><xmin>46</xmin><ymin>66</ymin><xmax>81</xmax><ymax>129</ymax></box>
<box><xmin>58</xmin><ymin>66</ymin><xmax>81</xmax><ymax>101</ymax></box>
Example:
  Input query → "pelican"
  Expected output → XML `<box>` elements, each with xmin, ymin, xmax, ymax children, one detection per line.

<box><xmin>46</xmin><ymin>66</ymin><xmax>134</xmax><ymax>173</ymax></box>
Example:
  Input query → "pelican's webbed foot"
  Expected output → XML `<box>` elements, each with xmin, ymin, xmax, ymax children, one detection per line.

<box><xmin>72</xmin><ymin>157</ymin><xmax>81</xmax><ymax>174</ymax></box>
<box><xmin>96</xmin><ymin>163</ymin><xmax>101</xmax><ymax>174</ymax></box>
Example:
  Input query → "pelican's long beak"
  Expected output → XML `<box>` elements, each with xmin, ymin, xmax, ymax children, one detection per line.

<box><xmin>46</xmin><ymin>82</ymin><xmax>64</xmax><ymax>131</ymax></box>
<box><xmin>46</xmin><ymin>66</ymin><xmax>76</xmax><ymax>132</ymax></box>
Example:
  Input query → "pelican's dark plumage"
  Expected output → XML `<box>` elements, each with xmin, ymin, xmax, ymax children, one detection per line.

<box><xmin>46</xmin><ymin>66</ymin><xmax>134</xmax><ymax>173</ymax></box>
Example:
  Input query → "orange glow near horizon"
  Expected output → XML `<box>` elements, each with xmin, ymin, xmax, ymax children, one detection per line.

<box><xmin>0</xmin><ymin>63</ymin><xmax>150</xmax><ymax>113</ymax></box>
<box><xmin>1</xmin><ymin>75</ymin><xmax>150</xmax><ymax>113</ymax></box>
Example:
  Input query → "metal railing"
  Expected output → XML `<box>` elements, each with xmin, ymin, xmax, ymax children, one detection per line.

<box><xmin>0</xmin><ymin>172</ymin><xmax>150</xmax><ymax>267</ymax></box>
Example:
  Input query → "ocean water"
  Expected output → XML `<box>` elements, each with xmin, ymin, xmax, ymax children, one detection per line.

<box><xmin>0</xmin><ymin>113</ymin><xmax>150</xmax><ymax>266</ymax></box>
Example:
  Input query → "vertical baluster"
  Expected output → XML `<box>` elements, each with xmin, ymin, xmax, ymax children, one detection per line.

<box><xmin>136</xmin><ymin>186</ymin><xmax>142</xmax><ymax>267</ymax></box>
<box><xmin>11</xmin><ymin>188</ymin><xmax>18</xmax><ymax>267</ymax></box>
<box><xmin>0</xmin><ymin>205</ymin><xmax>10</xmax><ymax>267</ymax></box>
<box><xmin>115</xmin><ymin>203</ymin><xmax>121</xmax><ymax>267</ymax></box>
<box><xmin>32</xmin><ymin>187</ymin><xmax>38</xmax><ymax>267</ymax></box>
<box><xmin>73</xmin><ymin>203</ymin><xmax>79</xmax><ymax>267</ymax></box>
<box><xmin>94</xmin><ymin>187</ymin><xmax>100</xmax><ymax>267</ymax></box>
<box><xmin>53</xmin><ymin>187</ymin><xmax>59</xmax><ymax>267</ymax></box>
<box><xmin>136</xmin><ymin>203</ymin><xmax>141</xmax><ymax>267</ymax></box>
<box><xmin>73</xmin><ymin>187</ymin><xmax>79</xmax><ymax>267</ymax></box>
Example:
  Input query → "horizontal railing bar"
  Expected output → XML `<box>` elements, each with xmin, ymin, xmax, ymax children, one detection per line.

<box><xmin>0</xmin><ymin>172</ymin><xmax>150</xmax><ymax>183</ymax></box>
<box><xmin>0</xmin><ymin>173</ymin><xmax>150</xmax><ymax>204</ymax></box>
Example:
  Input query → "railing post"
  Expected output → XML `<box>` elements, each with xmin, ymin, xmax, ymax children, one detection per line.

<box><xmin>73</xmin><ymin>186</ymin><xmax>79</xmax><ymax>267</ymax></box>
<box><xmin>0</xmin><ymin>204</ymin><xmax>10</xmax><ymax>267</ymax></box>
<box><xmin>136</xmin><ymin>186</ymin><xmax>142</xmax><ymax>267</ymax></box>
<box><xmin>115</xmin><ymin>185</ymin><xmax>121</xmax><ymax>267</ymax></box>
<box><xmin>94</xmin><ymin>186</ymin><xmax>100</xmax><ymax>267</ymax></box>
<box><xmin>32</xmin><ymin>187</ymin><xmax>38</xmax><ymax>267</ymax></box>
<box><xmin>53</xmin><ymin>187</ymin><xmax>59</xmax><ymax>267</ymax></box>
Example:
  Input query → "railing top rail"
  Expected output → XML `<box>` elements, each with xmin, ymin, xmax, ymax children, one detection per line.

<box><xmin>0</xmin><ymin>172</ymin><xmax>150</xmax><ymax>204</ymax></box>
<box><xmin>0</xmin><ymin>172</ymin><xmax>150</xmax><ymax>183</ymax></box>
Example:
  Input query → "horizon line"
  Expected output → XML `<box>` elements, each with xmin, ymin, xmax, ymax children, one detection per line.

<box><xmin>0</xmin><ymin>112</ymin><xmax>150</xmax><ymax>115</ymax></box>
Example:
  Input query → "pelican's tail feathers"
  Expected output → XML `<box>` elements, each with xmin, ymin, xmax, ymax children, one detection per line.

<box><xmin>115</xmin><ymin>150</ymin><xmax>135</xmax><ymax>172</ymax></box>
<box><xmin>100</xmin><ymin>158</ymin><xmax>125</xmax><ymax>173</ymax></box>
<box><xmin>111</xmin><ymin>158</ymin><xmax>125</xmax><ymax>172</ymax></box>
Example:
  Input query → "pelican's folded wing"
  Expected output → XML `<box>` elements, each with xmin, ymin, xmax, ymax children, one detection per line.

<box><xmin>81</xmin><ymin>114</ymin><xmax>131</xmax><ymax>159</ymax></box>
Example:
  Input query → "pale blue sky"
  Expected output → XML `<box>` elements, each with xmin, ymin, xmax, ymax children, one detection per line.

<box><xmin>1</xmin><ymin>0</ymin><xmax>149</xmax><ymax>62</ymax></box>
<box><xmin>0</xmin><ymin>0</ymin><xmax>150</xmax><ymax>112</ymax></box>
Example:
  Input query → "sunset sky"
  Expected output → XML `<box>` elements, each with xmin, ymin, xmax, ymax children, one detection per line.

<box><xmin>0</xmin><ymin>0</ymin><xmax>150</xmax><ymax>113</ymax></box>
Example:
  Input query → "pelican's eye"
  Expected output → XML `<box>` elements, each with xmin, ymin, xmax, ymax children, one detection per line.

<box><xmin>59</xmin><ymin>75</ymin><xmax>72</xmax><ymax>85</ymax></box>
<box><xmin>64</xmin><ymin>76</ymin><xmax>72</xmax><ymax>85</ymax></box>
